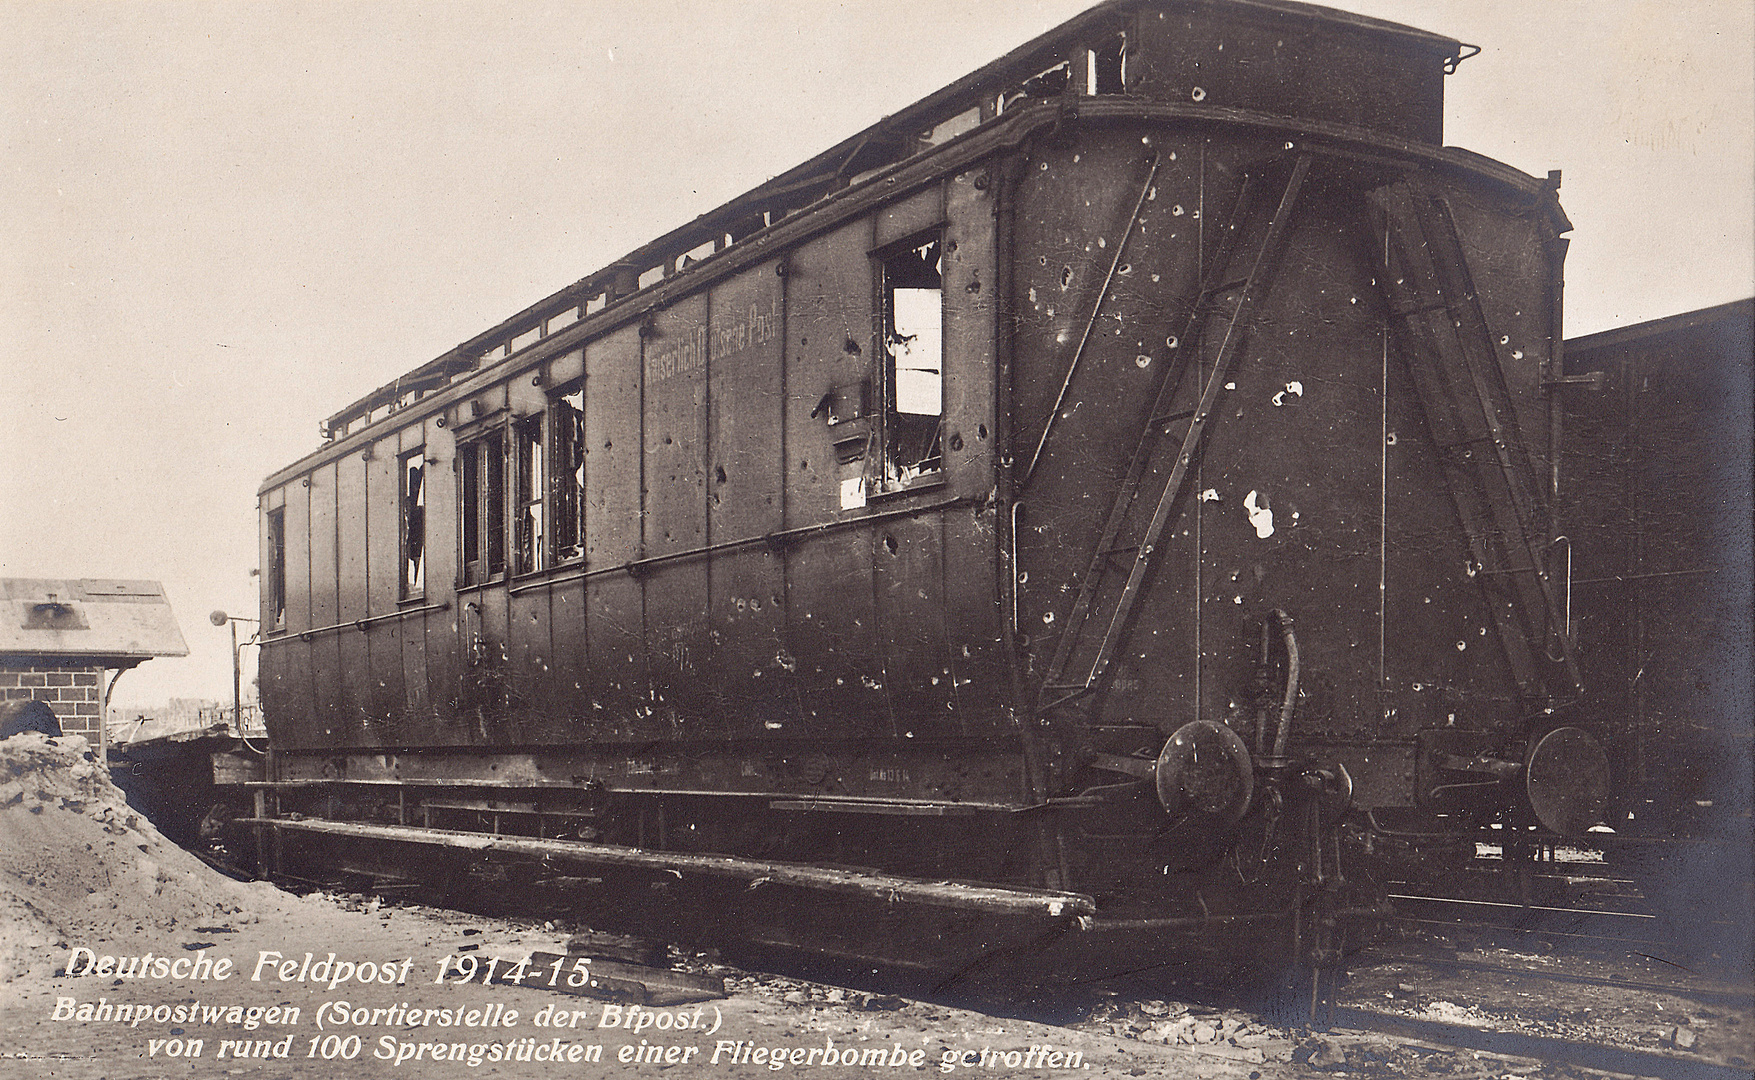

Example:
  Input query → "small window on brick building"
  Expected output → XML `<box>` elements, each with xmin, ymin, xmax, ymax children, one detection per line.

<box><xmin>400</xmin><ymin>448</ymin><xmax>426</xmax><ymax>599</ymax></box>
<box><xmin>266</xmin><ymin>507</ymin><xmax>287</xmax><ymax>630</ymax></box>
<box><xmin>551</xmin><ymin>384</ymin><xmax>586</xmax><ymax>563</ymax></box>
<box><xmin>460</xmin><ymin>429</ymin><xmax>507</xmax><ymax>587</ymax></box>
<box><xmin>878</xmin><ymin>235</ymin><xmax>944</xmax><ymax>488</ymax></box>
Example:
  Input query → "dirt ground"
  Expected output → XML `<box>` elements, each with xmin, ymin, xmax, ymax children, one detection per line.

<box><xmin>1</xmin><ymin>732</ymin><xmax>1745</xmax><ymax>1080</ymax></box>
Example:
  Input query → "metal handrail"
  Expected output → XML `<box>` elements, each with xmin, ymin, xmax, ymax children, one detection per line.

<box><xmin>262</xmin><ymin>600</ymin><xmax>451</xmax><ymax>644</ymax></box>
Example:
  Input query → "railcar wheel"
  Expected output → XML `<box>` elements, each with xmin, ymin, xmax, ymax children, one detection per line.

<box><xmin>1525</xmin><ymin>726</ymin><xmax>1610</xmax><ymax>835</ymax></box>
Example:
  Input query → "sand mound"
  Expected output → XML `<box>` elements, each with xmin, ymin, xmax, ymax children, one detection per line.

<box><xmin>0</xmin><ymin>733</ymin><xmax>297</xmax><ymax>982</ymax></box>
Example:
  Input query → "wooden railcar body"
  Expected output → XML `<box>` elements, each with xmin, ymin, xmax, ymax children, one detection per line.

<box><xmin>248</xmin><ymin>0</ymin><xmax>1595</xmax><ymax>967</ymax></box>
<box><xmin>1561</xmin><ymin>299</ymin><xmax>1753</xmax><ymax>838</ymax></box>
<box><xmin>1555</xmin><ymin>299</ymin><xmax>1753</xmax><ymax>968</ymax></box>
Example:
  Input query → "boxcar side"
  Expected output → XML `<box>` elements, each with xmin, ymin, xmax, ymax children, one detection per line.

<box><xmin>1561</xmin><ymin>299</ymin><xmax>1754</xmax><ymax>836</ymax></box>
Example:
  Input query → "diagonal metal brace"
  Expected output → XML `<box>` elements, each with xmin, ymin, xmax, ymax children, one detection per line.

<box><xmin>1078</xmin><ymin>154</ymin><xmax>1313</xmax><ymax>691</ymax></box>
<box><xmin>1022</xmin><ymin>153</ymin><xmax>1162</xmax><ymax>485</ymax></box>
<box><xmin>1034</xmin><ymin>167</ymin><xmax>1276</xmax><ymax>702</ymax></box>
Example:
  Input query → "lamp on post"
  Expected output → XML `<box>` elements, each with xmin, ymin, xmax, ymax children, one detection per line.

<box><xmin>209</xmin><ymin>611</ymin><xmax>259</xmax><ymax>736</ymax></box>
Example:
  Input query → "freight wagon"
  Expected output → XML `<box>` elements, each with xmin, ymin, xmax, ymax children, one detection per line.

<box><xmin>239</xmin><ymin>0</ymin><xmax>1611</xmax><ymax>980</ymax></box>
<box><xmin>1560</xmin><ymin>298</ymin><xmax>1753</xmax><ymax>965</ymax></box>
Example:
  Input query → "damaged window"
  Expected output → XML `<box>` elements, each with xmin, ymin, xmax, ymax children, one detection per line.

<box><xmin>459</xmin><ymin>429</ymin><xmax>507</xmax><ymax>587</ymax></box>
<box><xmin>399</xmin><ymin>448</ymin><xmax>426</xmax><ymax>599</ymax></box>
<box><xmin>265</xmin><ymin>506</ymin><xmax>286</xmax><ymax>630</ymax></box>
<box><xmin>1090</xmin><ymin>33</ymin><xmax>1125</xmax><ymax>95</ymax></box>
<box><xmin>513</xmin><ymin>414</ymin><xmax>545</xmax><ymax>575</ymax></box>
<box><xmin>551</xmin><ymin>384</ymin><xmax>586</xmax><ymax>563</ymax></box>
<box><xmin>879</xmin><ymin>235</ymin><xmax>944</xmax><ymax>488</ymax></box>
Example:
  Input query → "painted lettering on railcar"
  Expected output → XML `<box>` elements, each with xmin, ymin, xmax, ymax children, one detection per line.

<box><xmin>645</xmin><ymin>299</ymin><xmax>780</xmax><ymax>384</ymax></box>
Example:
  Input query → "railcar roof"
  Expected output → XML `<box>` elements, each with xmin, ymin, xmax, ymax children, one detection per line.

<box><xmin>298</xmin><ymin>0</ymin><xmax>1464</xmax><ymax>460</ymax></box>
<box><xmin>1564</xmin><ymin>297</ymin><xmax>1755</xmax><ymax>355</ymax></box>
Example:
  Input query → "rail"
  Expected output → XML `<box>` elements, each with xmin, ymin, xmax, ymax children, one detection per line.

<box><xmin>1366</xmin><ymin>949</ymin><xmax>1755</xmax><ymax>1006</ymax></box>
<box><xmin>1330</xmin><ymin>1005</ymin><xmax>1750</xmax><ymax>1080</ymax></box>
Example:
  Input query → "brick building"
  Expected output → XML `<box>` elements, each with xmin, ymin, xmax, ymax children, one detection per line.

<box><xmin>0</xmin><ymin>579</ymin><xmax>188</xmax><ymax>747</ymax></box>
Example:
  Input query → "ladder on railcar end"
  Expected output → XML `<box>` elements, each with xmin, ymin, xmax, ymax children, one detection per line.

<box><xmin>1036</xmin><ymin>153</ymin><xmax>1313</xmax><ymax>716</ymax></box>
<box><xmin>1368</xmin><ymin>180</ymin><xmax>1583</xmax><ymax>703</ymax></box>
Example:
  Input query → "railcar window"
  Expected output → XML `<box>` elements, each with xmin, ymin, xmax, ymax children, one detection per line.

<box><xmin>1090</xmin><ymin>33</ymin><xmax>1125</xmax><ymax>95</ymax></box>
<box><xmin>399</xmin><ymin>448</ymin><xmax>426</xmax><ymax>600</ymax></box>
<box><xmin>265</xmin><ymin>507</ymin><xmax>286</xmax><ymax>630</ymax></box>
<box><xmin>513</xmin><ymin>415</ymin><xmax>545</xmax><ymax>575</ymax></box>
<box><xmin>459</xmin><ymin>430</ymin><xmax>507</xmax><ymax>587</ymax></box>
<box><xmin>879</xmin><ymin>236</ymin><xmax>944</xmax><ymax>488</ymax></box>
<box><xmin>551</xmin><ymin>385</ymin><xmax>586</xmax><ymax>564</ymax></box>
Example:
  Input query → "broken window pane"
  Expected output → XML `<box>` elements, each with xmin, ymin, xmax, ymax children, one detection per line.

<box><xmin>551</xmin><ymin>385</ymin><xmax>586</xmax><ymax>563</ymax></box>
<box><xmin>460</xmin><ymin>445</ymin><xmax>480</xmax><ymax>580</ymax></box>
<box><xmin>460</xmin><ymin>429</ymin><xmax>507</xmax><ymax>587</ymax></box>
<box><xmin>514</xmin><ymin>414</ymin><xmax>545</xmax><ymax>575</ymax></box>
<box><xmin>485</xmin><ymin>432</ymin><xmax>505</xmax><ymax>578</ymax></box>
<box><xmin>400</xmin><ymin>449</ymin><xmax>426</xmax><ymax>599</ymax></box>
<box><xmin>881</xmin><ymin>236</ymin><xmax>944</xmax><ymax>486</ymax></box>
<box><xmin>1090</xmin><ymin>33</ymin><xmax>1126</xmax><ymax>95</ymax></box>
<box><xmin>266</xmin><ymin>507</ymin><xmax>286</xmax><ymax>629</ymax></box>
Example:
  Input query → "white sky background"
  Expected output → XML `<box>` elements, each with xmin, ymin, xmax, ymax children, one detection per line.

<box><xmin>2</xmin><ymin>0</ymin><xmax>1750</xmax><ymax>709</ymax></box>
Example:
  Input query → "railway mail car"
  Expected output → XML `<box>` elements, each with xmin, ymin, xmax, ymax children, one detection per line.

<box><xmin>247</xmin><ymin>0</ymin><xmax>1601</xmax><ymax>973</ymax></box>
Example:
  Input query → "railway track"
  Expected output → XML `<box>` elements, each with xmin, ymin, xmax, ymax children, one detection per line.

<box><xmin>1383</xmin><ymin>891</ymin><xmax>1678</xmax><ymax>956</ymax></box>
<box><xmin>1376</xmin><ymin>843</ymin><xmax>1750</xmax><ymax>962</ymax></box>
<box><xmin>1039</xmin><ymin>948</ymin><xmax>1753</xmax><ymax>1080</ymax></box>
<box><xmin>269</xmin><ymin>819</ymin><xmax>1751</xmax><ymax>1078</ymax></box>
<box><xmin>273</xmin><ymin>857</ymin><xmax>1753</xmax><ymax>1080</ymax></box>
<box><xmin>1328</xmin><ymin>910</ymin><xmax>1754</xmax><ymax>1080</ymax></box>
<box><xmin>1326</xmin><ymin>1005</ymin><xmax>1751</xmax><ymax>1080</ymax></box>
<box><xmin>951</xmin><ymin>876</ymin><xmax>1752</xmax><ymax>1080</ymax></box>
<box><xmin>971</xmin><ymin>948</ymin><xmax>1752</xmax><ymax>1080</ymax></box>
<box><xmin>1364</xmin><ymin>949</ymin><xmax>1755</xmax><ymax>1009</ymax></box>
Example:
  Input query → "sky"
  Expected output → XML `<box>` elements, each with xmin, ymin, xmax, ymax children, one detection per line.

<box><xmin>2</xmin><ymin>0</ymin><xmax>1750</xmax><ymax>711</ymax></box>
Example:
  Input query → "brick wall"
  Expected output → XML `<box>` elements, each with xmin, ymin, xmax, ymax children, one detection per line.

<box><xmin>0</xmin><ymin>663</ymin><xmax>104</xmax><ymax>737</ymax></box>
